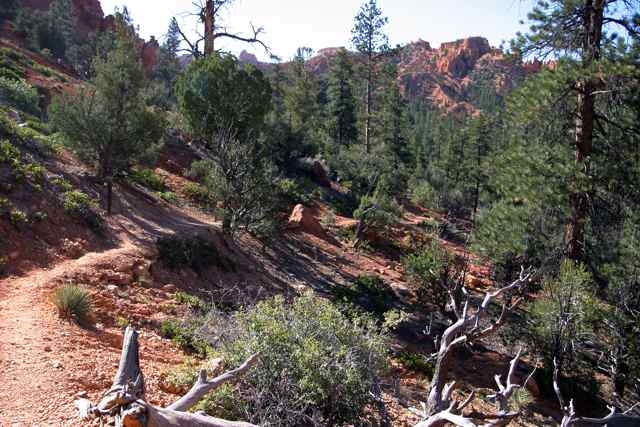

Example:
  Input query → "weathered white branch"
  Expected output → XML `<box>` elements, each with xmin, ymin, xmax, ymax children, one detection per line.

<box><xmin>167</xmin><ymin>353</ymin><xmax>259</xmax><ymax>411</ymax></box>
<box><xmin>75</xmin><ymin>326</ymin><xmax>259</xmax><ymax>427</ymax></box>
<box><xmin>424</xmin><ymin>269</ymin><xmax>533</xmax><ymax>415</ymax></box>
<box><xmin>489</xmin><ymin>348</ymin><xmax>536</xmax><ymax>414</ymax></box>
<box><xmin>554</xmin><ymin>360</ymin><xmax>640</xmax><ymax>426</ymax></box>
<box><xmin>414</xmin><ymin>352</ymin><xmax>534</xmax><ymax>427</ymax></box>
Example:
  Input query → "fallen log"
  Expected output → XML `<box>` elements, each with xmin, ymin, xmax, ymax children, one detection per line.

<box><xmin>76</xmin><ymin>326</ymin><xmax>258</xmax><ymax>427</ymax></box>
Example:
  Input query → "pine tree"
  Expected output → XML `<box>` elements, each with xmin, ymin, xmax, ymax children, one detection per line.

<box><xmin>51</xmin><ymin>25</ymin><xmax>164</xmax><ymax>214</ymax></box>
<box><xmin>165</xmin><ymin>17</ymin><xmax>181</xmax><ymax>57</ymax></box>
<box><xmin>513</xmin><ymin>0</ymin><xmax>640</xmax><ymax>260</ymax></box>
<box><xmin>378</xmin><ymin>62</ymin><xmax>408</xmax><ymax>166</ymax></box>
<box><xmin>49</xmin><ymin>0</ymin><xmax>77</xmax><ymax>58</ymax></box>
<box><xmin>327</xmin><ymin>48</ymin><xmax>358</xmax><ymax>148</ymax></box>
<box><xmin>284</xmin><ymin>47</ymin><xmax>321</xmax><ymax>140</ymax></box>
<box><xmin>148</xmin><ymin>18</ymin><xmax>182</xmax><ymax>109</ymax></box>
<box><xmin>351</xmin><ymin>0</ymin><xmax>388</xmax><ymax>153</ymax></box>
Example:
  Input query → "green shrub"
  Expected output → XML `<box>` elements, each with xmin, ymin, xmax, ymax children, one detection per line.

<box><xmin>0</xmin><ymin>65</ymin><xmax>25</xmax><ymax>81</ymax></box>
<box><xmin>353</xmin><ymin>193</ymin><xmax>402</xmax><ymax>247</ymax></box>
<box><xmin>528</xmin><ymin>261</ymin><xmax>605</xmax><ymax>371</ymax></box>
<box><xmin>183</xmin><ymin>181</ymin><xmax>214</xmax><ymax>205</ymax></box>
<box><xmin>0</xmin><ymin>111</ymin><xmax>18</xmax><ymax>138</ymax></box>
<box><xmin>61</xmin><ymin>190</ymin><xmax>103</xmax><ymax>231</ymax></box>
<box><xmin>157</xmin><ymin>235</ymin><xmax>236</xmax><ymax>273</ymax></box>
<box><xmin>397</xmin><ymin>351</ymin><xmax>434</xmax><ymax>376</ymax></box>
<box><xmin>194</xmin><ymin>384</ymin><xmax>242</xmax><ymax>421</ymax></box>
<box><xmin>0</xmin><ymin>48</ymin><xmax>29</xmax><ymax>64</ymax></box>
<box><xmin>418</xmin><ymin>217</ymin><xmax>444</xmax><ymax>235</ymax></box>
<box><xmin>0</xmin><ymin>139</ymin><xmax>21</xmax><ymax>166</ymax></box>
<box><xmin>439</xmin><ymin>220</ymin><xmax>467</xmax><ymax>244</ymax></box>
<box><xmin>130</xmin><ymin>168</ymin><xmax>165</xmax><ymax>192</ymax></box>
<box><xmin>202</xmin><ymin>292</ymin><xmax>389</xmax><ymax>426</ymax></box>
<box><xmin>25</xmin><ymin>119</ymin><xmax>52</xmax><ymax>135</ymax></box>
<box><xmin>510</xmin><ymin>388</ymin><xmax>533</xmax><ymax>412</ymax></box>
<box><xmin>159</xmin><ymin>191</ymin><xmax>178</xmax><ymax>203</ymax></box>
<box><xmin>116</xmin><ymin>316</ymin><xmax>129</xmax><ymax>328</ymax></box>
<box><xmin>50</xmin><ymin>177</ymin><xmax>73</xmax><ymax>191</ymax></box>
<box><xmin>162</xmin><ymin>358</ymin><xmax>206</xmax><ymax>393</ymax></box>
<box><xmin>160</xmin><ymin>318</ymin><xmax>211</xmax><ymax>356</ymax></box>
<box><xmin>275</xmin><ymin>177</ymin><xmax>312</xmax><ymax>205</ymax></box>
<box><xmin>404</xmin><ymin>241</ymin><xmax>463</xmax><ymax>314</ymax></box>
<box><xmin>62</xmin><ymin>190</ymin><xmax>94</xmax><ymax>216</ymax></box>
<box><xmin>411</xmin><ymin>181</ymin><xmax>438</xmax><ymax>208</ymax></box>
<box><xmin>0</xmin><ymin>52</ymin><xmax>26</xmax><ymax>81</ymax></box>
<box><xmin>52</xmin><ymin>284</ymin><xmax>92</xmax><ymax>322</ymax></box>
<box><xmin>24</xmin><ymin>162</ymin><xmax>46</xmax><ymax>184</ymax></box>
<box><xmin>175</xmin><ymin>291</ymin><xmax>209</xmax><ymax>311</ymax></box>
<box><xmin>9</xmin><ymin>208</ymin><xmax>28</xmax><ymax>228</ymax></box>
<box><xmin>0</xmin><ymin>77</ymin><xmax>40</xmax><ymax>115</ymax></box>
<box><xmin>320</xmin><ymin>211</ymin><xmax>336</xmax><ymax>228</ymax></box>
<box><xmin>441</xmin><ymin>188</ymin><xmax>469</xmax><ymax>218</ymax></box>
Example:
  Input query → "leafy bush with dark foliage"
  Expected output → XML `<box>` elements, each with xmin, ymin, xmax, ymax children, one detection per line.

<box><xmin>333</xmin><ymin>274</ymin><xmax>396</xmax><ymax>316</ymax></box>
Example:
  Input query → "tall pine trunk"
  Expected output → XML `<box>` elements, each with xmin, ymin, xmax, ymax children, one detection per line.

<box><xmin>365</xmin><ymin>51</ymin><xmax>372</xmax><ymax>153</ymax></box>
<box><xmin>566</xmin><ymin>0</ymin><xmax>604</xmax><ymax>261</ymax></box>
<box><xmin>204</xmin><ymin>0</ymin><xmax>215</xmax><ymax>56</ymax></box>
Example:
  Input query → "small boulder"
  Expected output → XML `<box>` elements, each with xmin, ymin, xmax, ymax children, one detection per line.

<box><xmin>162</xmin><ymin>283</ymin><xmax>177</xmax><ymax>293</ymax></box>
<box><xmin>288</xmin><ymin>204</ymin><xmax>325</xmax><ymax>236</ymax></box>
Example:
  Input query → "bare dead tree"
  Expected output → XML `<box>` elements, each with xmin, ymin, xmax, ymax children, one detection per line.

<box><xmin>553</xmin><ymin>359</ymin><xmax>640</xmax><ymax>427</ymax></box>
<box><xmin>411</xmin><ymin>350</ymin><xmax>535</xmax><ymax>427</ymax></box>
<box><xmin>76</xmin><ymin>326</ymin><xmax>259</xmax><ymax>427</ymax></box>
<box><xmin>176</xmin><ymin>0</ymin><xmax>270</xmax><ymax>58</ymax></box>
<box><xmin>420</xmin><ymin>267</ymin><xmax>534</xmax><ymax>417</ymax></box>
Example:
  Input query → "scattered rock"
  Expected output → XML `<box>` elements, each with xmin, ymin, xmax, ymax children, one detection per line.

<box><xmin>44</xmin><ymin>346</ymin><xmax>52</xmax><ymax>352</ymax></box>
<box><xmin>61</xmin><ymin>238</ymin><xmax>86</xmax><ymax>259</ymax></box>
<box><xmin>465</xmin><ymin>275</ymin><xmax>483</xmax><ymax>288</ymax></box>
<box><xmin>162</xmin><ymin>283</ymin><xmax>177</xmax><ymax>292</ymax></box>
<box><xmin>51</xmin><ymin>360</ymin><xmax>63</xmax><ymax>369</ymax></box>
<box><xmin>101</xmin><ymin>271</ymin><xmax>131</xmax><ymax>287</ymax></box>
<box><xmin>133</xmin><ymin>260</ymin><xmax>153</xmax><ymax>285</ymax></box>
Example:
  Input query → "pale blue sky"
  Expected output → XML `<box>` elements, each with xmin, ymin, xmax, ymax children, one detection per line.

<box><xmin>100</xmin><ymin>0</ymin><xmax>537</xmax><ymax>61</ymax></box>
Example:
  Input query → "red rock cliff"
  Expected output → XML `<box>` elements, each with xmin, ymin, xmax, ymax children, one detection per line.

<box><xmin>20</xmin><ymin>0</ymin><xmax>104</xmax><ymax>36</ymax></box>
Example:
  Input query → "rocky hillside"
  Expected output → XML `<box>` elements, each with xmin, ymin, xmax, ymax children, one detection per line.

<box><xmin>7</xmin><ymin>0</ymin><xmax>160</xmax><ymax>76</ymax></box>
<box><xmin>243</xmin><ymin>36</ymin><xmax>543</xmax><ymax>114</ymax></box>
